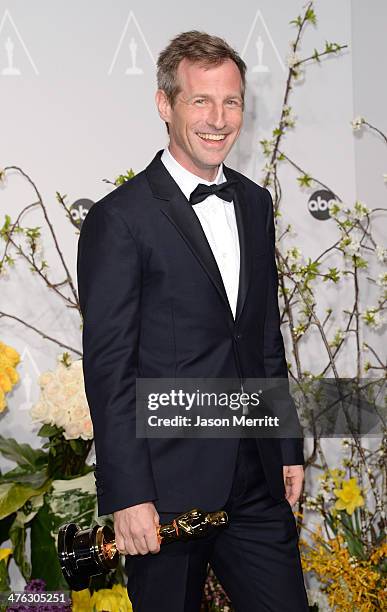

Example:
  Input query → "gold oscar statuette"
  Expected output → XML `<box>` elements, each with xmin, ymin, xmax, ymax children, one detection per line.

<box><xmin>58</xmin><ymin>507</ymin><xmax>228</xmax><ymax>591</ymax></box>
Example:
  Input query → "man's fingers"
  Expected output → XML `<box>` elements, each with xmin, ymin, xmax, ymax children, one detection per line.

<box><xmin>116</xmin><ymin>534</ymin><xmax>137</xmax><ymax>556</ymax></box>
<box><xmin>133</xmin><ymin>535</ymin><xmax>150</xmax><ymax>555</ymax></box>
<box><xmin>113</xmin><ymin>502</ymin><xmax>161</xmax><ymax>556</ymax></box>
<box><xmin>144</xmin><ymin>527</ymin><xmax>161</xmax><ymax>554</ymax></box>
<box><xmin>125</xmin><ymin>538</ymin><xmax>138</xmax><ymax>556</ymax></box>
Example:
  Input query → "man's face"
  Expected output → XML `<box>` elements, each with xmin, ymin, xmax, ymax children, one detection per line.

<box><xmin>156</xmin><ymin>58</ymin><xmax>244</xmax><ymax>180</ymax></box>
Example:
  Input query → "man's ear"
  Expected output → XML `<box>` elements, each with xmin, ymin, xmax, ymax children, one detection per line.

<box><xmin>155</xmin><ymin>89</ymin><xmax>171</xmax><ymax>124</ymax></box>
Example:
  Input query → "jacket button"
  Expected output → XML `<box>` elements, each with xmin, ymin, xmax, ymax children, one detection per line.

<box><xmin>235</xmin><ymin>333</ymin><xmax>242</xmax><ymax>340</ymax></box>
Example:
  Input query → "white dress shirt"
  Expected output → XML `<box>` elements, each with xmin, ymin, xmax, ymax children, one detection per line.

<box><xmin>161</xmin><ymin>147</ymin><xmax>240</xmax><ymax>319</ymax></box>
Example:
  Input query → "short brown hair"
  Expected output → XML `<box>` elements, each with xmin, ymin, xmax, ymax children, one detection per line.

<box><xmin>157</xmin><ymin>30</ymin><xmax>247</xmax><ymax>108</ymax></box>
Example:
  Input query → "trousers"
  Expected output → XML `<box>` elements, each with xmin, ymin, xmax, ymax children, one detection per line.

<box><xmin>125</xmin><ymin>438</ymin><xmax>310</xmax><ymax>611</ymax></box>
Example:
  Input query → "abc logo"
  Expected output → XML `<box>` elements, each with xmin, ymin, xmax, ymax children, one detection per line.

<box><xmin>308</xmin><ymin>190</ymin><xmax>335</xmax><ymax>221</ymax></box>
<box><xmin>69</xmin><ymin>199</ymin><xmax>94</xmax><ymax>229</ymax></box>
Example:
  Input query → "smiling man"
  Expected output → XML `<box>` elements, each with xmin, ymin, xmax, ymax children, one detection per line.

<box><xmin>77</xmin><ymin>31</ymin><xmax>309</xmax><ymax>611</ymax></box>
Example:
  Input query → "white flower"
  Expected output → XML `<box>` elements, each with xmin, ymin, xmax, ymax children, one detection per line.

<box><xmin>31</xmin><ymin>401</ymin><xmax>50</xmax><ymax>423</ymax></box>
<box><xmin>287</xmin><ymin>51</ymin><xmax>300</xmax><ymax>68</ymax></box>
<box><xmin>63</xmin><ymin>422</ymin><xmax>83</xmax><ymax>440</ymax></box>
<box><xmin>263</xmin><ymin>163</ymin><xmax>275</xmax><ymax>175</ymax></box>
<box><xmin>362</xmin><ymin>308</ymin><xmax>384</xmax><ymax>329</ymax></box>
<box><xmin>375</xmin><ymin>245</ymin><xmax>387</xmax><ymax>263</ymax></box>
<box><xmin>376</xmin><ymin>273</ymin><xmax>387</xmax><ymax>287</ymax></box>
<box><xmin>347</xmin><ymin>240</ymin><xmax>361</xmax><ymax>255</ymax></box>
<box><xmin>341</xmin><ymin>236</ymin><xmax>361</xmax><ymax>256</ymax></box>
<box><xmin>80</xmin><ymin>418</ymin><xmax>94</xmax><ymax>440</ymax></box>
<box><xmin>329</xmin><ymin>328</ymin><xmax>344</xmax><ymax>348</ymax></box>
<box><xmin>292</xmin><ymin>67</ymin><xmax>305</xmax><ymax>82</ymax></box>
<box><xmin>328</xmin><ymin>200</ymin><xmax>341</xmax><ymax>217</ymax></box>
<box><xmin>70</xmin><ymin>405</ymin><xmax>89</xmax><ymax>421</ymax></box>
<box><xmin>38</xmin><ymin>372</ymin><xmax>53</xmax><ymax>387</ymax></box>
<box><xmin>30</xmin><ymin>358</ymin><xmax>92</xmax><ymax>440</ymax></box>
<box><xmin>351</xmin><ymin>116</ymin><xmax>365</xmax><ymax>131</ymax></box>
<box><xmin>352</xmin><ymin>200</ymin><xmax>370</xmax><ymax>221</ymax></box>
<box><xmin>286</xmin><ymin>247</ymin><xmax>302</xmax><ymax>265</ymax></box>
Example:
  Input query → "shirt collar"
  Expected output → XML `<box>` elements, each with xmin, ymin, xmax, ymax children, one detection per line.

<box><xmin>161</xmin><ymin>146</ymin><xmax>225</xmax><ymax>201</ymax></box>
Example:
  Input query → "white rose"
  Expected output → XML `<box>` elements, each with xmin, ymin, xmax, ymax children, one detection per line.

<box><xmin>69</xmin><ymin>405</ymin><xmax>89</xmax><ymax>421</ymax></box>
<box><xmin>63</xmin><ymin>422</ymin><xmax>82</xmax><ymax>440</ymax></box>
<box><xmin>44</xmin><ymin>380</ymin><xmax>62</xmax><ymax>402</ymax></box>
<box><xmin>80</xmin><ymin>418</ymin><xmax>94</xmax><ymax>440</ymax></box>
<box><xmin>30</xmin><ymin>401</ymin><xmax>50</xmax><ymax>423</ymax></box>
<box><xmin>38</xmin><ymin>372</ymin><xmax>53</xmax><ymax>387</ymax></box>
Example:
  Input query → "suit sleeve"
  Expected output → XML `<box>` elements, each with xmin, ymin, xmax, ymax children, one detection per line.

<box><xmin>77</xmin><ymin>201</ymin><xmax>157</xmax><ymax>516</ymax></box>
<box><xmin>262</xmin><ymin>188</ymin><xmax>305</xmax><ymax>466</ymax></box>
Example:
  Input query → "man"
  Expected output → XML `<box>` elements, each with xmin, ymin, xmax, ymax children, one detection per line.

<box><xmin>77</xmin><ymin>31</ymin><xmax>309</xmax><ymax>611</ymax></box>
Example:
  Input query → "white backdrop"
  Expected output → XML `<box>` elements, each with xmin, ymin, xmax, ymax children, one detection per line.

<box><xmin>0</xmin><ymin>0</ymin><xmax>386</xmax><ymax>590</ymax></box>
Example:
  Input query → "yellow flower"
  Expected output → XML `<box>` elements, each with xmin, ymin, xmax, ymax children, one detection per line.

<box><xmin>1</xmin><ymin>343</ymin><xmax>20</xmax><ymax>366</ymax></box>
<box><xmin>0</xmin><ymin>341</ymin><xmax>20</xmax><ymax>411</ymax></box>
<box><xmin>300</xmin><ymin>530</ymin><xmax>384</xmax><ymax>611</ymax></box>
<box><xmin>334</xmin><ymin>477</ymin><xmax>364</xmax><ymax>515</ymax></box>
<box><xmin>328</xmin><ymin>468</ymin><xmax>345</xmax><ymax>487</ymax></box>
<box><xmin>90</xmin><ymin>584</ymin><xmax>133</xmax><ymax>611</ymax></box>
<box><xmin>0</xmin><ymin>387</ymin><xmax>5</xmax><ymax>413</ymax></box>
<box><xmin>0</xmin><ymin>548</ymin><xmax>12</xmax><ymax>562</ymax></box>
<box><xmin>71</xmin><ymin>588</ymin><xmax>92</xmax><ymax>612</ymax></box>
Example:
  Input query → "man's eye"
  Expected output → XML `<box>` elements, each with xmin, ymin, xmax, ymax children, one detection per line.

<box><xmin>194</xmin><ymin>99</ymin><xmax>206</xmax><ymax>105</ymax></box>
<box><xmin>226</xmin><ymin>100</ymin><xmax>240</xmax><ymax>106</ymax></box>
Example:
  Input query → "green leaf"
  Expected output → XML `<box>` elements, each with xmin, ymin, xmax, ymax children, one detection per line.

<box><xmin>7</xmin><ymin>494</ymin><xmax>44</xmax><ymax>583</ymax></box>
<box><xmin>114</xmin><ymin>169</ymin><xmax>135</xmax><ymax>186</ymax></box>
<box><xmin>289</xmin><ymin>16</ymin><xmax>302</xmax><ymax>27</ymax></box>
<box><xmin>353</xmin><ymin>255</ymin><xmax>368</xmax><ymax>269</ymax></box>
<box><xmin>30</xmin><ymin>501</ymin><xmax>68</xmax><ymax>590</ymax></box>
<box><xmin>0</xmin><ymin>467</ymin><xmax>47</xmax><ymax>489</ymax></box>
<box><xmin>297</xmin><ymin>173</ymin><xmax>313</xmax><ymax>188</ymax></box>
<box><xmin>312</xmin><ymin>48</ymin><xmax>320</xmax><ymax>62</ymax></box>
<box><xmin>9</xmin><ymin>516</ymin><xmax>31</xmax><ymax>581</ymax></box>
<box><xmin>305</xmin><ymin>7</ymin><xmax>317</xmax><ymax>24</ymax></box>
<box><xmin>37</xmin><ymin>424</ymin><xmax>62</xmax><ymax>438</ymax></box>
<box><xmin>323</xmin><ymin>267</ymin><xmax>340</xmax><ymax>283</ymax></box>
<box><xmin>69</xmin><ymin>439</ymin><xmax>86</xmax><ymax>456</ymax></box>
<box><xmin>0</xmin><ymin>436</ymin><xmax>47</xmax><ymax>471</ymax></box>
<box><xmin>0</xmin><ymin>558</ymin><xmax>10</xmax><ymax>592</ymax></box>
<box><xmin>0</xmin><ymin>480</ymin><xmax>51</xmax><ymax>520</ymax></box>
<box><xmin>340</xmin><ymin>512</ymin><xmax>366</xmax><ymax>560</ymax></box>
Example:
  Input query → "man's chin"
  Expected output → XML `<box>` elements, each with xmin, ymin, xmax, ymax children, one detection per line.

<box><xmin>194</xmin><ymin>148</ymin><xmax>232</xmax><ymax>169</ymax></box>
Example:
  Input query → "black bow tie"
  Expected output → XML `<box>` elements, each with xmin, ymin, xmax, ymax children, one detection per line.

<box><xmin>189</xmin><ymin>179</ymin><xmax>238</xmax><ymax>205</ymax></box>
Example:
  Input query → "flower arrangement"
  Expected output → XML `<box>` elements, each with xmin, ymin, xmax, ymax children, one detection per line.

<box><xmin>31</xmin><ymin>355</ymin><xmax>93</xmax><ymax>441</ymax></box>
<box><xmin>302</xmin><ymin>531</ymin><xmax>386</xmax><ymax>611</ymax></box>
<box><xmin>300</xmin><ymin>447</ymin><xmax>386</xmax><ymax>611</ymax></box>
<box><xmin>0</xmin><ymin>341</ymin><xmax>20</xmax><ymax>413</ymax></box>
<box><xmin>0</xmin><ymin>351</ymin><xmax>96</xmax><ymax>591</ymax></box>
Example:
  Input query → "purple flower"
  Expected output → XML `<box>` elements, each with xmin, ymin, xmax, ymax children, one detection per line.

<box><xmin>24</xmin><ymin>579</ymin><xmax>46</xmax><ymax>593</ymax></box>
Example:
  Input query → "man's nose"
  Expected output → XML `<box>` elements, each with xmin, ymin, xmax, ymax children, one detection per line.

<box><xmin>207</xmin><ymin>104</ymin><xmax>226</xmax><ymax>130</ymax></box>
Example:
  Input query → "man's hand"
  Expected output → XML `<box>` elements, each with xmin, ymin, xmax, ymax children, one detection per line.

<box><xmin>114</xmin><ymin>501</ymin><xmax>160</xmax><ymax>556</ymax></box>
<box><xmin>283</xmin><ymin>465</ymin><xmax>304</xmax><ymax>507</ymax></box>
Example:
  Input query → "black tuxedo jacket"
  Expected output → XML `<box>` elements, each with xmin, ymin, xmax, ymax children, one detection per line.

<box><xmin>77</xmin><ymin>150</ymin><xmax>304</xmax><ymax>516</ymax></box>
